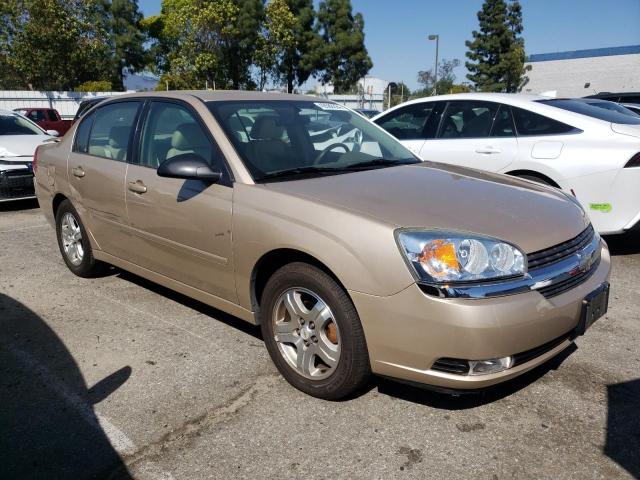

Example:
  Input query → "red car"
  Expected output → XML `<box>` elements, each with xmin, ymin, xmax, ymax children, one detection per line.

<box><xmin>13</xmin><ymin>108</ymin><xmax>73</xmax><ymax>136</ymax></box>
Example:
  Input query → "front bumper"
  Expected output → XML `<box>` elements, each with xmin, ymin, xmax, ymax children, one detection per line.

<box><xmin>0</xmin><ymin>166</ymin><xmax>35</xmax><ymax>202</ymax></box>
<box><xmin>351</xmin><ymin>242</ymin><xmax>611</xmax><ymax>390</ymax></box>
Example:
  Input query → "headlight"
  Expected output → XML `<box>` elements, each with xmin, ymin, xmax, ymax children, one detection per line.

<box><xmin>396</xmin><ymin>230</ymin><xmax>526</xmax><ymax>283</ymax></box>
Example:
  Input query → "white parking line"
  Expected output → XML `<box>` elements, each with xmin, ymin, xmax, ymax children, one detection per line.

<box><xmin>0</xmin><ymin>223</ymin><xmax>48</xmax><ymax>234</ymax></box>
<box><xmin>6</xmin><ymin>343</ymin><xmax>175</xmax><ymax>479</ymax></box>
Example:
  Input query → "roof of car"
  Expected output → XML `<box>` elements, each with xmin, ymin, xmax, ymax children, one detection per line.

<box><xmin>401</xmin><ymin>92</ymin><xmax>548</xmax><ymax>105</ymax></box>
<box><xmin>96</xmin><ymin>90</ymin><xmax>324</xmax><ymax>103</ymax></box>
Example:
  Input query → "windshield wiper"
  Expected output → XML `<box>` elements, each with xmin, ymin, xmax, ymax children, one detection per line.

<box><xmin>257</xmin><ymin>166</ymin><xmax>346</xmax><ymax>181</ymax></box>
<box><xmin>343</xmin><ymin>158</ymin><xmax>418</xmax><ymax>170</ymax></box>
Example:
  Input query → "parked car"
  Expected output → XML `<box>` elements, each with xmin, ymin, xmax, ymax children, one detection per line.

<box><xmin>35</xmin><ymin>92</ymin><xmax>610</xmax><ymax>399</ymax></box>
<box><xmin>621</xmin><ymin>103</ymin><xmax>640</xmax><ymax>116</ymax></box>
<box><xmin>574</xmin><ymin>98</ymin><xmax>640</xmax><ymax>118</ymax></box>
<box><xmin>584</xmin><ymin>92</ymin><xmax>640</xmax><ymax>105</ymax></box>
<box><xmin>73</xmin><ymin>96</ymin><xmax>108</xmax><ymax>122</ymax></box>
<box><xmin>13</xmin><ymin>108</ymin><xmax>73</xmax><ymax>136</ymax></box>
<box><xmin>373</xmin><ymin>93</ymin><xmax>640</xmax><ymax>235</ymax></box>
<box><xmin>1</xmin><ymin>109</ymin><xmax>55</xmax><ymax>202</ymax></box>
<box><xmin>354</xmin><ymin>108</ymin><xmax>380</xmax><ymax>118</ymax></box>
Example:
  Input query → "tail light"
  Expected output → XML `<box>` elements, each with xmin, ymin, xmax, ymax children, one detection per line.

<box><xmin>32</xmin><ymin>145</ymin><xmax>40</xmax><ymax>174</ymax></box>
<box><xmin>624</xmin><ymin>152</ymin><xmax>640</xmax><ymax>168</ymax></box>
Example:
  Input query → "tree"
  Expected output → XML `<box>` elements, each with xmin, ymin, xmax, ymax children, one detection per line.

<box><xmin>147</xmin><ymin>0</ymin><xmax>240</xmax><ymax>90</ymax></box>
<box><xmin>0</xmin><ymin>0</ymin><xmax>22</xmax><ymax>89</ymax></box>
<box><xmin>276</xmin><ymin>0</ymin><xmax>322</xmax><ymax>93</ymax></box>
<box><xmin>9</xmin><ymin>0</ymin><xmax>113</xmax><ymax>90</ymax></box>
<box><xmin>465</xmin><ymin>0</ymin><xmax>529</xmax><ymax>92</ymax></box>
<box><xmin>383</xmin><ymin>81</ymin><xmax>411</xmax><ymax>109</ymax></box>
<box><xmin>108</xmin><ymin>0</ymin><xmax>148</xmax><ymax>91</ymax></box>
<box><xmin>254</xmin><ymin>0</ymin><xmax>296</xmax><ymax>90</ymax></box>
<box><xmin>219</xmin><ymin>0</ymin><xmax>265</xmax><ymax>89</ymax></box>
<box><xmin>417</xmin><ymin>58</ymin><xmax>460</xmax><ymax>95</ymax></box>
<box><xmin>316</xmin><ymin>0</ymin><xmax>372</xmax><ymax>93</ymax></box>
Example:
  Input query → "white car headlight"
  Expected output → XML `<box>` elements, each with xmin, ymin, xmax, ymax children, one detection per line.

<box><xmin>396</xmin><ymin>230</ymin><xmax>527</xmax><ymax>283</ymax></box>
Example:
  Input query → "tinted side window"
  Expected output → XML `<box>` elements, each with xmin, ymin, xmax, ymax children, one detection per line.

<box><xmin>512</xmin><ymin>107</ymin><xmax>576</xmax><ymax>136</ymax></box>
<box><xmin>438</xmin><ymin>101</ymin><xmax>498</xmax><ymax>139</ymax></box>
<box><xmin>28</xmin><ymin>110</ymin><xmax>45</xmax><ymax>122</ymax></box>
<box><xmin>47</xmin><ymin>110</ymin><xmax>58</xmax><ymax>121</ymax></box>
<box><xmin>139</xmin><ymin>102</ymin><xmax>218</xmax><ymax>170</ymax></box>
<box><xmin>375</xmin><ymin>103</ymin><xmax>434</xmax><ymax>140</ymax></box>
<box><xmin>490</xmin><ymin>105</ymin><xmax>515</xmax><ymax>137</ymax></box>
<box><xmin>73</xmin><ymin>111</ymin><xmax>95</xmax><ymax>153</ymax></box>
<box><xmin>87</xmin><ymin>102</ymin><xmax>140</xmax><ymax>161</ymax></box>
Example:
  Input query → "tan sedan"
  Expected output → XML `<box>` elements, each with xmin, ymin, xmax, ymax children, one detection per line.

<box><xmin>34</xmin><ymin>92</ymin><xmax>610</xmax><ymax>399</ymax></box>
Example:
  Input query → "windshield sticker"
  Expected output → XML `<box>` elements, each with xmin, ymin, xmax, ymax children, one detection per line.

<box><xmin>314</xmin><ymin>102</ymin><xmax>348</xmax><ymax>111</ymax></box>
<box><xmin>589</xmin><ymin>203</ymin><xmax>612</xmax><ymax>213</ymax></box>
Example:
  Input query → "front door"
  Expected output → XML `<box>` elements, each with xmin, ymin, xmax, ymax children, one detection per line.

<box><xmin>67</xmin><ymin>101</ymin><xmax>141</xmax><ymax>259</ymax></box>
<box><xmin>419</xmin><ymin>101</ymin><xmax>517</xmax><ymax>171</ymax></box>
<box><xmin>124</xmin><ymin>100</ymin><xmax>236</xmax><ymax>302</ymax></box>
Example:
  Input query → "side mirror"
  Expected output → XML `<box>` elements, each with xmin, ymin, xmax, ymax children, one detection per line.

<box><xmin>46</xmin><ymin>130</ymin><xmax>60</xmax><ymax>137</ymax></box>
<box><xmin>157</xmin><ymin>153</ymin><xmax>222</xmax><ymax>182</ymax></box>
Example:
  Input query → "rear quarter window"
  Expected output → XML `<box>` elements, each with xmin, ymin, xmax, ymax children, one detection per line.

<box><xmin>538</xmin><ymin>99</ymin><xmax>640</xmax><ymax>125</ymax></box>
<box><xmin>512</xmin><ymin>107</ymin><xmax>579</xmax><ymax>136</ymax></box>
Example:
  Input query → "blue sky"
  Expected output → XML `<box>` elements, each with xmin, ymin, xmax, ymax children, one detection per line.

<box><xmin>138</xmin><ymin>0</ymin><xmax>640</xmax><ymax>91</ymax></box>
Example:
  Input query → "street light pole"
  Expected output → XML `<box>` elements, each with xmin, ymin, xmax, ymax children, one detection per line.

<box><xmin>428</xmin><ymin>34</ymin><xmax>439</xmax><ymax>95</ymax></box>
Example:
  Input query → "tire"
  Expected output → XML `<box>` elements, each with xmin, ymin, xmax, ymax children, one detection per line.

<box><xmin>260</xmin><ymin>262</ymin><xmax>371</xmax><ymax>400</ymax></box>
<box><xmin>55</xmin><ymin>199</ymin><xmax>106</xmax><ymax>277</ymax></box>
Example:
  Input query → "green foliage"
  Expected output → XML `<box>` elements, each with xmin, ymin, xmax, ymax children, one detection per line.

<box><xmin>417</xmin><ymin>58</ymin><xmax>460</xmax><ymax>96</ymax></box>
<box><xmin>383</xmin><ymin>81</ymin><xmax>411</xmax><ymax>109</ymax></box>
<box><xmin>255</xmin><ymin>0</ymin><xmax>296</xmax><ymax>90</ymax></box>
<box><xmin>0</xmin><ymin>0</ymin><xmax>22</xmax><ymax>89</ymax></box>
<box><xmin>316</xmin><ymin>0</ymin><xmax>372</xmax><ymax>93</ymax></box>
<box><xmin>149</xmin><ymin>0</ymin><xmax>241</xmax><ymax>90</ymax></box>
<box><xmin>75</xmin><ymin>80</ymin><xmax>113</xmax><ymax>92</ymax></box>
<box><xmin>465</xmin><ymin>0</ymin><xmax>529</xmax><ymax>92</ymax></box>
<box><xmin>109</xmin><ymin>0</ymin><xmax>148</xmax><ymax>91</ymax></box>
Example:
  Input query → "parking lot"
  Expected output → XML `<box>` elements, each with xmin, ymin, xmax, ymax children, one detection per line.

<box><xmin>1</xmin><ymin>199</ymin><xmax>639</xmax><ymax>480</ymax></box>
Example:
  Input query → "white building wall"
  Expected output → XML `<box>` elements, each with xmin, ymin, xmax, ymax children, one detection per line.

<box><xmin>0</xmin><ymin>91</ymin><xmax>126</xmax><ymax>119</ymax></box>
<box><xmin>522</xmin><ymin>53</ymin><xmax>640</xmax><ymax>97</ymax></box>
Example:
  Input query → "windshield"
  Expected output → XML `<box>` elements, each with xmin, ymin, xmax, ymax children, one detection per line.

<box><xmin>0</xmin><ymin>113</ymin><xmax>45</xmax><ymax>135</ymax></box>
<box><xmin>208</xmin><ymin>100</ymin><xmax>418</xmax><ymax>182</ymax></box>
<box><xmin>538</xmin><ymin>99</ymin><xmax>640</xmax><ymax>125</ymax></box>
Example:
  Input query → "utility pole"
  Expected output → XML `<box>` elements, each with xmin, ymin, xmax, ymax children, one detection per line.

<box><xmin>428</xmin><ymin>34</ymin><xmax>439</xmax><ymax>95</ymax></box>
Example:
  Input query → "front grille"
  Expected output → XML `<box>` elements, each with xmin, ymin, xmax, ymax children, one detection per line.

<box><xmin>512</xmin><ymin>333</ymin><xmax>570</xmax><ymax>367</ymax></box>
<box><xmin>527</xmin><ymin>225</ymin><xmax>595</xmax><ymax>271</ymax></box>
<box><xmin>0</xmin><ymin>169</ymin><xmax>35</xmax><ymax>199</ymax></box>
<box><xmin>537</xmin><ymin>258</ymin><xmax>600</xmax><ymax>298</ymax></box>
<box><xmin>431</xmin><ymin>358</ymin><xmax>470</xmax><ymax>375</ymax></box>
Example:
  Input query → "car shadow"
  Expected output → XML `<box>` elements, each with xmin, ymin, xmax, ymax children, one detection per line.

<box><xmin>603</xmin><ymin>231</ymin><xmax>640</xmax><ymax>256</ymax></box>
<box><xmin>0</xmin><ymin>293</ymin><xmax>133</xmax><ymax>479</ymax></box>
<box><xmin>0</xmin><ymin>198</ymin><xmax>39</xmax><ymax>212</ymax></box>
<box><xmin>114</xmin><ymin>270</ymin><xmax>263</xmax><ymax>341</ymax></box>
<box><xmin>375</xmin><ymin>343</ymin><xmax>577</xmax><ymax>409</ymax></box>
<box><xmin>604</xmin><ymin>379</ymin><xmax>640</xmax><ymax>478</ymax></box>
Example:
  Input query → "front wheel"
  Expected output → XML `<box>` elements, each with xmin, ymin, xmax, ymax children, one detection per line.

<box><xmin>260</xmin><ymin>262</ymin><xmax>371</xmax><ymax>400</ymax></box>
<box><xmin>55</xmin><ymin>200</ymin><xmax>106</xmax><ymax>277</ymax></box>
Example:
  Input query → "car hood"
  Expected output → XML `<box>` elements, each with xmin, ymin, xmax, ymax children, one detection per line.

<box><xmin>0</xmin><ymin>135</ymin><xmax>50</xmax><ymax>159</ymax></box>
<box><xmin>264</xmin><ymin>162</ymin><xmax>590</xmax><ymax>254</ymax></box>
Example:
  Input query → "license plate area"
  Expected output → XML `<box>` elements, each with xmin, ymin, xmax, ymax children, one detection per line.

<box><xmin>576</xmin><ymin>282</ymin><xmax>609</xmax><ymax>335</ymax></box>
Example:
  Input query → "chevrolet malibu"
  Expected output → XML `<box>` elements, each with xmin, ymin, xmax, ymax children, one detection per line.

<box><xmin>35</xmin><ymin>92</ymin><xmax>611</xmax><ymax>400</ymax></box>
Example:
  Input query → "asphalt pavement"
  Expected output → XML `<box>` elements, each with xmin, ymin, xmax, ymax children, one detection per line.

<box><xmin>1</xmin><ymin>199</ymin><xmax>638</xmax><ymax>480</ymax></box>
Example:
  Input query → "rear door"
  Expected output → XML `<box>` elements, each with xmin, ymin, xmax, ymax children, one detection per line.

<box><xmin>68</xmin><ymin>100</ymin><xmax>142</xmax><ymax>259</ymax></box>
<box><xmin>419</xmin><ymin>100</ymin><xmax>517</xmax><ymax>171</ymax></box>
<box><xmin>123</xmin><ymin>100</ymin><xmax>236</xmax><ymax>301</ymax></box>
<box><xmin>374</xmin><ymin>102</ymin><xmax>437</xmax><ymax>156</ymax></box>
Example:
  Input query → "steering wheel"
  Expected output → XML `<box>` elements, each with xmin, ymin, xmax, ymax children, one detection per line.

<box><xmin>314</xmin><ymin>142</ymin><xmax>350</xmax><ymax>165</ymax></box>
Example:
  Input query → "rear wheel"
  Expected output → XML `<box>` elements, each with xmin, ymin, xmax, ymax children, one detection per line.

<box><xmin>55</xmin><ymin>200</ymin><xmax>106</xmax><ymax>277</ymax></box>
<box><xmin>260</xmin><ymin>262</ymin><xmax>371</xmax><ymax>400</ymax></box>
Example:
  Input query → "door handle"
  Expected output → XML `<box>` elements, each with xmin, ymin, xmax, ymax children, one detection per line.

<box><xmin>128</xmin><ymin>180</ymin><xmax>147</xmax><ymax>194</ymax></box>
<box><xmin>475</xmin><ymin>147</ymin><xmax>501</xmax><ymax>154</ymax></box>
<box><xmin>72</xmin><ymin>166</ymin><xmax>85</xmax><ymax>178</ymax></box>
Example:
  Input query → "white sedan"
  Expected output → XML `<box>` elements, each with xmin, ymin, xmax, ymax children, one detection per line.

<box><xmin>373</xmin><ymin>93</ymin><xmax>640</xmax><ymax>235</ymax></box>
<box><xmin>0</xmin><ymin>109</ymin><xmax>55</xmax><ymax>202</ymax></box>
